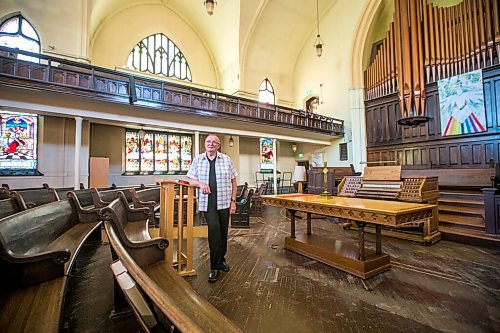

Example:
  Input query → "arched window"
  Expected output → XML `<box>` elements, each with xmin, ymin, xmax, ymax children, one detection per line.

<box><xmin>0</xmin><ymin>14</ymin><xmax>40</xmax><ymax>62</ymax></box>
<box><xmin>258</xmin><ymin>78</ymin><xmax>275</xmax><ymax>104</ymax></box>
<box><xmin>127</xmin><ymin>33</ymin><xmax>192</xmax><ymax>82</ymax></box>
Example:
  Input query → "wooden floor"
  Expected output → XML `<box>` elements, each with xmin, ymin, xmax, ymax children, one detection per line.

<box><xmin>63</xmin><ymin>207</ymin><xmax>500</xmax><ymax>333</ymax></box>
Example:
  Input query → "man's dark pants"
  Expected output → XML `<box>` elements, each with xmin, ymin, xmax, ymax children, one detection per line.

<box><xmin>204</xmin><ymin>208</ymin><xmax>230</xmax><ymax>270</ymax></box>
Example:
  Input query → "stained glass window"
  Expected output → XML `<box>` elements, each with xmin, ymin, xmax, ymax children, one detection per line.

<box><xmin>168</xmin><ymin>135</ymin><xmax>181</xmax><ymax>172</ymax></box>
<box><xmin>154</xmin><ymin>134</ymin><xmax>168</xmax><ymax>172</ymax></box>
<box><xmin>260</xmin><ymin>138</ymin><xmax>274</xmax><ymax>170</ymax></box>
<box><xmin>180</xmin><ymin>136</ymin><xmax>192</xmax><ymax>171</ymax></box>
<box><xmin>0</xmin><ymin>14</ymin><xmax>40</xmax><ymax>63</ymax></box>
<box><xmin>140</xmin><ymin>132</ymin><xmax>154</xmax><ymax>172</ymax></box>
<box><xmin>125</xmin><ymin>130</ymin><xmax>191</xmax><ymax>174</ymax></box>
<box><xmin>0</xmin><ymin>111</ymin><xmax>39</xmax><ymax>174</ymax></box>
<box><xmin>126</xmin><ymin>33</ymin><xmax>192</xmax><ymax>82</ymax></box>
<box><xmin>125</xmin><ymin>131</ymin><xmax>140</xmax><ymax>171</ymax></box>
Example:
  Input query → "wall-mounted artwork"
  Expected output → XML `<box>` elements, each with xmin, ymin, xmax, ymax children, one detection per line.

<box><xmin>438</xmin><ymin>70</ymin><xmax>486</xmax><ymax>136</ymax></box>
<box><xmin>0</xmin><ymin>111</ymin><xmax>38</xmax><ymax>173</ymax></box>
<box><xmin>259</xmin><ymin>138</ymin><xmax>274</xmax><ymax>170</ymax></box>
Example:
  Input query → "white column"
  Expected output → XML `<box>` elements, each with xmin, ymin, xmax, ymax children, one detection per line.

<box><xmin>74</xmin><ymin>117</ymin><xmax>83</xmax><ymax>190</ymax></box>
<box><xmin>194</xmin><ymin>131</ymin><xmax>200</xmax><ymax>155</ymax></box>
<box><xmin>349</xmin><ymin>88</ymin><xmax>366</xmax><ymax>174</ymax></box>
<box><xmin>272</xmin><ymin>139</ymin><xmax>277</xmax><ymax>195</ymax></box>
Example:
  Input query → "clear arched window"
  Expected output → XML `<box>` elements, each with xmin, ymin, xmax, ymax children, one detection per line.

<box><xmin>127</xmin><ymin>33</ymin><xmax>192</xmax><ymax>82</ymax></box>
<box><xmin>259</xmin><ymin>78</ymin><xmax>275</xmax><ymax>104</ymax></box>
<box><xmin>0</xmin><ymin>14</ymin><xmax>40</xmax><ymax>62</ymax></box>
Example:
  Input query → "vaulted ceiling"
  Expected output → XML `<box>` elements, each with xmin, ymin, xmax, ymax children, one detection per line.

<box><xmin>88</xmin><ymin>0</ymin><xmax>339</xmax><ymax>96</ymax></box>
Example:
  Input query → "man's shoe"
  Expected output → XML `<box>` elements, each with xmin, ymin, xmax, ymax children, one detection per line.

<box><xmin>208</xmin><ymin>270</ymin><xmax>219</xmax><ymax>282</ymax></box>
<box><xmin>221</xmin><ymin>261</ymin><xmax>230</xmax><ymax>272</ymax></box>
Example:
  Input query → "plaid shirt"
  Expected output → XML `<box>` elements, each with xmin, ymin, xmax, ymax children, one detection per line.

<box><xmin>187</xmin><ymin>152</ymin><xmax>237</xmax><ymax>211</ymax></box>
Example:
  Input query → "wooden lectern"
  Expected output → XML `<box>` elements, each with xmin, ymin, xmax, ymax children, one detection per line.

<box><xmin>159</xmin><ymin>181</ymin><xmax>207</xmax><ymax>276</ymax></box>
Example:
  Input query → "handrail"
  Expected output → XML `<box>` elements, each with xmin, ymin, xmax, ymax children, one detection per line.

<box><xmin>0</xmin><ymin>46</ymin><xmax>344</xmax><ymax>136</ymax></box>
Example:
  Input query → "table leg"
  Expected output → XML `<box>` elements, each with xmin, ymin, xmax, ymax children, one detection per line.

<box><xmin>307</xmin><ymin>212</ymin><xmax>312</xmax><ymax>235</ymax></box>
<box><xmin>375</xmin><ymin>225</ymin><xmax>382</xmax><ymax>255</ymax></box>
<box><xmin>289</xmin><ymin>209</ymin><xmax>296</xmax><ymax>239</ymax></box>
<box><xmin>358</xmin><ymin>222</ymin><xmax>365</xmax><ymax>261</ymax></box>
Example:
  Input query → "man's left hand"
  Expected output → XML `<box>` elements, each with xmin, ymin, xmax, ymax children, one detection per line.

<box><xmin>230</xmin><ymin>201</ymin><xmax>236</xmax><ymax>214</ymax></box>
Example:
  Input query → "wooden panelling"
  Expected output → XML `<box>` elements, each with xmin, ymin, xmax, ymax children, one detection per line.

<box><xmin>460</xmin><ymin>145</ymin><xmax>471</xmax><ymax>165</ymax></box>
<box><xmin>366</xmin><ymin>67</ymin><xmax>500</xmax><ymax>169</ymax></box>
<box><xmin>449</xmin><ymin>146</ymin><xmax>459</xmax><ymax>165</ymax></box>
<box><xmin>473</xmin><ymin>144</ymin><xmax>483</xmax><ymax>164</ymax></box>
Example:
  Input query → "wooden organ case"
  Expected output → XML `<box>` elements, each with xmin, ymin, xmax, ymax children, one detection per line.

<box><xmin>338</xmin><ymin>166</ymin><xmax>440</xmax><ymax>244</ymax></box>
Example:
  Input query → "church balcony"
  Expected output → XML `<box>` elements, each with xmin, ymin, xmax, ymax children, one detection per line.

<box><xmin>0</xmin><ymin>47</ymin><xmax>343</xmax><ymax>137</ymax></box>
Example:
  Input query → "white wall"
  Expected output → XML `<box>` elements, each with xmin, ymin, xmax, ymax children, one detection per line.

<box><xmin>293</xmin><ymin>0</ymin><xmax>368</xmax><ymax>167</ymax></box>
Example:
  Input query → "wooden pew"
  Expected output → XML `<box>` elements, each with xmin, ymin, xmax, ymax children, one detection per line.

<box><xmin>100</xmin><ymin>192</ymin><xmax>165</xmax><ymax>267</ymax></box>
<box><xmin>0</xmin><ymin>198</ymin><xmax>102</xmax><ymax>332</ymax></box>
<box><xmin>250</xmin><ymin>183</ymin><xmax>268</xmax><ymax>217</ymax></box>
<box><xmin>102</xmin><ymin>196</ymin><xmax>242</xmax><ymax>333</ymax></box>
<box><xmin>10</xmin><ymin>188</ymin><xmax>58</xmax><ymax>210</ymax></box>
<box><xmin>0</xmin><ymin>199</ymin><xmax>102</xmax><ymax>288</ymax></box>
<box><xmin>50</xmin><ymin>183</ymin><xmax>86</xmax><ymax>201</ymax></box>
<box><xmin>69</xmin><ymin>188</ymin><xmax>94</xmax><ymax>208</ymax></box>
<box><xmin>1</xmin><ymin>183</ymin><xmax>50</xmax><ymax>190</ymax></box>
<box><xmin>0</xmin><ymin>183</ymin><xmax>51</xmax><ymax>200</ymax></box>
<box><xmin>0</xmin><ymin>275</ymin><xmax>68</xmax><ymax>332</ymax></box>
<box><xmin>231</xmin><ymin>188</ymin><xmax>254</xmax><ymax>229</ymax></box>
<box><xmin>0</xmin><ymin>197</ymin><xmax>21</xmax><ymax>219</ymax></box>
<box><xmin>236</xmin><ymin>182</ymin><xmax>248</xmax><ymax>201</ymax></box>
<box><xmin>90</xmin><ymin>187</ymin><xmax>136</xmax><ymax>209</ymax></box>
<box><xmin>401</xmin><ymin>164</ymin><xmax>500</xmax><ymax>191</ymax></box>
<box><xmin>130</xmin><ymin>188</ymin><xmax>160</xmax><ymax>227</ymax></box>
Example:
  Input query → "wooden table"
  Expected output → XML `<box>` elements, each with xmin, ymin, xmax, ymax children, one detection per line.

<box><xmin>262</xmin><ymin>194</ymin><xmax>436</xmax><ymax>278</ymax></box>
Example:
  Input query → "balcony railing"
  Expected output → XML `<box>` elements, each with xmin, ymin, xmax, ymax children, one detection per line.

<box><xmin>0</xmin><ymin>47</ymin><xmax>343</xmax><ymax>136</ymax></box>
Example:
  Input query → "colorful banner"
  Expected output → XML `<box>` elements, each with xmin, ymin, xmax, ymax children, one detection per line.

<box><xmin>438</xmin><ymin>70</ymin><xmax>486</xmax><ymax>136</ymax></box>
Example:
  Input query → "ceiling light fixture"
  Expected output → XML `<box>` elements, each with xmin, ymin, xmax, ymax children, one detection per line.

<box><xmin>204</xmin><ymin>0</ymin><xmax>216</xmax><ymax>15</ymax></box>
<box><xmin>229</xmin><ymin>136</ymin><xmax>234</xmax><ymax>147</ymax></box>
<box><xmin>314</xmin><ymin>0</ymin><xmax>324</xmax><ymax>57</ymax></box>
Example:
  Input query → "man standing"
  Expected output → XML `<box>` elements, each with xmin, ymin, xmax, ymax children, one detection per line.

<box><xmin>187</xmin><ymin>134</ymin><xmax>237</xmax><ymax>282</ymax></box>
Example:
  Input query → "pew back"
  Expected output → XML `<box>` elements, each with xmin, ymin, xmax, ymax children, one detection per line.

<box><xmin>0</xmin><ymin>197</ymin><xmax>21</xmax><ymax>219</ymax></box>
<box><xmin>11</xmin><ymin>188</ymin><xmax>56</xmax><ymax>210</ymax></box>
<box><xmin>0</xmin><ymin>200</ymin><xmax>78</xmax><ymax>255</ymax></box>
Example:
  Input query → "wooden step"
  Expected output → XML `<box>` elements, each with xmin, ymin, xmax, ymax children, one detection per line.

<box><xmin>439</xmin><ymin>224</ymin><xmax>500</xmax><ymax>247</ymax></box>
<box><xmin>438</xmin><ymin>197</ymin><xmax>484</xmax><ymax>206</ymax></box>
<box><xmin>439</xmin><ymin>191</ymin><xmax>484</xmax><ymax>201</ymax></box>
<box><xmin>438</xmin><ymin>204</ymin><xmax>484</xmax><ymax>216</ymax></box>
<box><xmin>438</xmin><ymin>213</ymin><xmax>484</xmax><ymax>228</ymax></box>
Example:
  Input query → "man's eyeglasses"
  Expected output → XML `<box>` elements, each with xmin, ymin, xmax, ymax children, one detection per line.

<box><xmin>205</xmin><ymin>140</ymin><xmax>220</xmax><ymax>145</ymax></box>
